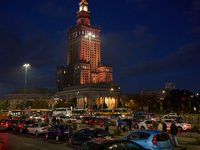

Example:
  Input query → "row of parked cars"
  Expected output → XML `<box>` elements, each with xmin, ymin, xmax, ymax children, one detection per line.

<box><xmin>0</xmin><ymin>118</ymin><xmax>174</xmax><ymax>150</ymax></box>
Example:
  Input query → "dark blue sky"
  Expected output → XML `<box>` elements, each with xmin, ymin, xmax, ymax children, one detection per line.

<box><xmin>0</xmin><ymin>0</ymin><xmax>200</xmax><ymax>99</ymax></box>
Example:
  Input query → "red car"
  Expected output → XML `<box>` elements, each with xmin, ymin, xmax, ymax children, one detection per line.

<box><xmin>82</xmin><ymin>117</ymin><xmax>95</xmax><ymax>125</ymax></box>
<box><xmin>92</xmin><ymin>117</ymin><xmax>104</xmax><ymax>126</ymax></box>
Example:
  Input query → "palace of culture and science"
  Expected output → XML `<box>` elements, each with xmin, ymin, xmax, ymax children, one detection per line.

<box><xmin>3</xmin><ymin>0</ymin><xmax>122</xmax><ymax>110</ymax></box>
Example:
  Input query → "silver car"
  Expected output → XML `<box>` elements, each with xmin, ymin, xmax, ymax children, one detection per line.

<box><xmin>27</xmin><ymin>123</ymin><xmax>51</xmax><ymax>136</ymax></box>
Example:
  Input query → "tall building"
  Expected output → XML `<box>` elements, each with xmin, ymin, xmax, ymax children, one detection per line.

<box><xmin>57</xmin><ymin>0</ymin><xmax>113</xmax><ymax>90</ymax></box>
<box><xmin>55</xmin><ymin>0</ymin><xmax>121</xmax><ymax>109</ymax></box>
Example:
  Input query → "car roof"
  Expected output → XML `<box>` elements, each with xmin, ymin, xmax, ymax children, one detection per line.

<box><xmin>134</xmin><ymin>129</ymin><xmax>166</xmax><ymax>134</ymax></box>
<box><xmin>86</xmin><ymin>139</ymin><xmax>137</xmax><ymax>144</ymax></box>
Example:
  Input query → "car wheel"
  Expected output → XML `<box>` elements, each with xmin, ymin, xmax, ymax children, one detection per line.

<box><xmin>178</xmin><ymin>126</ymin><xmax>182</xmax><ymax>132</ymax></box>
<box><xmin>20</xmin><ymin>128</ymin><xmax>23</xmax><ymax>134</ymax></box>
<box><xmin>135</xmin><ymin>124</ymin><xmax>139</xmax><ymax>129</ymax></box>
<box><xmin>45</xmin><ymin>134</ymin><xmax>49</xmax><ymax>139</ymax></box>
<box><xmin>35</xmin><ymin>131</ymin><xmax>39</xmax><ymax>136</ymax></box>
<box><xmin>13</xmin><ymin>128</ymin><xmax>16</xmax><ymax>132</ymax></box>
<box><xmin>69</xmin><ymin>137</ymin><xmax>73</xmax><ymax>144</ymax></box>
<box><xmin>56</xmin><ymin>135</ymin><xmax>60</xmax><ymax>141</ymax></box>
<box><xmin>141</xmin><ymin>126</ymin><xmax>145</xmax><ymax>130</ymax></box>
<box><xmin>27</xmin><ymin>130</ymin><xmax>29</xmax><ymax>134</ymax></box>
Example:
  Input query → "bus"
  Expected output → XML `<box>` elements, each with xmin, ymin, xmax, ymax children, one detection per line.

<box><xmin>72</xmin><ymin>109</ymin><xmax>86</xmax><ymax>117</ymax></box>
<box><xmin>52</xmin><ymin>108</ymin><xmax>72</xmax><ymax>117</ymax></box>
<box><xmin>98</xmin><ymin>108</ymin><xmax>113</xmax><ymax>115</ymax></box>
<box><xmin>8</xmin><ymin>109</ymin><xmax>22</xmax><ymax>118</ymax></box>
<box><xmin>113</xmin><ymin>108</ymin><xmax>130</xmax><ymax>115</ymax></box>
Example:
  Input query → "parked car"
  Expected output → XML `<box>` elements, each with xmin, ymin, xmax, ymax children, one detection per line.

<box><xmin>92</xmin><ymin>117</ymin><xmax>104</xmax><ymax>126</ymax></box>
<box><xmin>27</xmin><ymin>123</ymin><xmax>51</xmax><ymax>136</ymax></box>
<box><xmin>13</xmin><ymin>120</ymin><xmax>35</xmax><ymax>133</ymax></box>
<box><xmin>138</xmin><ymin>120</ymin><xmax>158</xmax><ymax>130</ymax></box>
<box><xmin>69</xmin><ymin>128</ymin><xmax>114</xmax><ymax>145</ymax></box>
<box><xmin>163</xmin><ymin>113</ymin><xmax>180</xmax><ymax>119</ymax></box>
<box><xmin>0</xmin><ymin>120</ymin><xmax>8</xmax><ymax>131</ymax></box>
<box><xmin>122</xmin><ymin>118</ymin><xmax>140</xmax><ymax>129</ymax></box>
<box><xmin>110</xmin><ymin>114</ymin><xmax>123</xmax><ymax>119</ymax></box>
<box><xmin>0</xmin><ymin>141</ymin><xmax>3</xmax><ymax>150</ymax></box>
<box><xmin>98</xmin><ymin>118</ymin><xmax>112</xmax><ymax>125</ymax></box>
<box><xmin>123</xmin><ymin>129</ymin><xmax>173</xmax><ymax>150</ymax></box>
<box><xmin>79</xmin><ymin>139</ymin><xmax>148</xmax><ymax>150</ymax></box>
<box><xmin>45</xmin><ymin>125</ymin><xmax>73</xmax><ymax>141</ymax></box>
<box><xmin>164</xmin><ymin>119</ymin><xmax>191</xmax><ymax>131</ymax></box>
<box><xmin>82</xmin><ymin>117</ymin><xmax>95</xmax><ymax>125</ymax></box>
<box><xmin>2</xmin><ymin>119</ymin><xmax>18</xmax><ymax>130</ymax></box>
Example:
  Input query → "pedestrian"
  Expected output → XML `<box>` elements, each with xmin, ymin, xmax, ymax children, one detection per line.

<box><xmin>56</xmin><ymin>117</ymin><xmax>59</xmax><ymax>124</ymax></box>
<box><xmin>158</xmin><ymin>121</ymin><xmax>163</xmax><ymax>131</ymax></box>
<box><xmin>52</xmin><ymin>116</ymin><xmax>56</xmax><ymax>125</ymax></box>
<box><xmin>117</xmin><ymin>117</ymin><xmax>122</xmax><ymax>129</ymax></box>
<box><xmin>170</xmin><ymin>121</ymin><xmax>178</xmax><ymax>147</ymax></box>
<box><xmin>162</xmin><ymin>120</ymin><xmax>167</xmax><ymax>132</ymax></box>
<box><xmin>105</xmin><ymin>120</ymin><xmax>109</xmax><ymax>132</ymax></box>
<box><xmin>127</xmin><ymin>118</ymin><xmax>132</xmax><ymax>132</ymax></box>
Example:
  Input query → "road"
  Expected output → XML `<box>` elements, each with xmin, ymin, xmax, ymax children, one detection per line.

<box><xmin>0</xmin><ymin>130</ymin><xmax>197</xmax><ymax>150</ymax></box>
<box><xmin>0</xmin><ymin>131</ymin><xmax>81</xmax><ymax>150</ymax></box>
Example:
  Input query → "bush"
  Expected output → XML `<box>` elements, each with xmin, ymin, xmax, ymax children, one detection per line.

<box><xmin>95</xmin><ymin>120</ymin><xmax>99</xmax><ymax>125</ymax></box>
<box><xmin>67</xmin><ymin>120</ymin><xmax>72</xmax><ymax>123</ymax></box>
<box><xmin>114</xmin><ymin>129</ymin><xmax>121</xmax><ymax>135</ymax></box>
<box><xmin>191</xmin><ymin>126</ymin><xmax>199</xmax><ymax>132</ymax></box>
<box><xmin>111</xmin><ymin>121</ymin><xmax>116</xmax><ymax>126</ymax></box>
<box><xmin>81</xmin><ymin>120</ymin><xmax>86</xmax><ymax>124</ymax></box>
<box><xmin>59</xmin><ymin>119</ymin><xmax>64</xmax><ymax>123</ymax></box>
<box><xmin>90</xmin><ymin>124</ymin><xmax>95</xmax><ymax>128</ymax></box>
<box><xmin>72</xmin><ymin>123</ymin><xmax>77</xmax><ymax>130</ymax></box>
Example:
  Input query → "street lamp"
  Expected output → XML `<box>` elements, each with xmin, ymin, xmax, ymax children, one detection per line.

<box><xmin>85</xmin><ymin>32</ymin><xmax>95</xmax><ymax>108</ymax></box>
<box><xmin>23</xmin><ymin>64</ymin><xmax>30</xmax><ymax>112</ymax></box>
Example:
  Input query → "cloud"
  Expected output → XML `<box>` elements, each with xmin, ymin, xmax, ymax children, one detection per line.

<box><xmin>101</xmin><ymin>26</ymin><xmax>158</xmax><ymax>67</ymax></box>
<box><xmin>120</xmin><ymin>41</ymin><xmax>200</xmax><ymax>77</ymax></box>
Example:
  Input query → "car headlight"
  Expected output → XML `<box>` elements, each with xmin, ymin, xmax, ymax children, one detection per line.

<box><xmin>183</xmin><ymin>125</ymin><xmax>186</xmax><ymax>126</ymax></box>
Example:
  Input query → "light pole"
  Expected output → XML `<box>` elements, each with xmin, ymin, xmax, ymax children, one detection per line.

<box><xmin>85</xmin><ymin>32</ymin><xmax>95</xmax><ymax>108</ymax></box>
<box><xmin>23</xmin><ymin>64</ymin><xmax>30</xmax><ymax>112</ymax></box>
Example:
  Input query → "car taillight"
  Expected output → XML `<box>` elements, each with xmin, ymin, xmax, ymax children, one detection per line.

<box><xmin>97</xmin><ymin>137</ymin><xmax>102</xmax><ymax>140</ymax></box>
<box><xmin>19</xmin><ymin>124</ymin><xmax>23</xmax><ymax>128</ymax></box>
<box><xmin>5</xmin><ymin>123</ymin><xmax>8</xmax><ymax>127</ymax></box>
<box><xmin>0</xmin><ymin>122</ymin><xmax>4</xmax><ymax>125</ymax></box>
<box><xmin>152</xmin><ymin>135</ymin><xmax>157</xmax><ymax>146</ymax></box>
<box><xmin>71</xmin><ymin>130</ymin><xmax>73</xmax><ymax>133</ymax></box>
<box><xmin>58</xmin><ymin>131</ymin><xmax>61</xmax><ymax>134</ymax></box>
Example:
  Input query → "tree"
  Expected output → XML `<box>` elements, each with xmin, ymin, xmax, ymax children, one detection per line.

<box><xmin>0</xmin><ymin>102</ymin><xmax>8</xmax><ymax>109</ymax></box>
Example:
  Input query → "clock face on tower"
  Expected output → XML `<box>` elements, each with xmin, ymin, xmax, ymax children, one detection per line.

<box><xmin>80</xmin><ymin>6</ymin><xmax>82</xmax><ymax>11</ymax></box>
<box><xmin>83</xmin><ymin>6</ymin><xmax>87</xmax><ymax>11</ymax></box>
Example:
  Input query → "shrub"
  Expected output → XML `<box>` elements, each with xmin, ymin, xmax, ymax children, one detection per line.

<box><xmin>111</xmin><ymin>121</ymin><xmax>116</xmax><ymax>126</ymax></box>
<box><xmin>90</xmin><ymin>124</ymin><xmax>95</xmax><ymax>128</ymax></box>
<box><xmin>95</xmin><ymin>120</ymin><xmax>99</xmax><ymax>125</ymax></box>
<box><xmin>67</xmin><ymin>120</ymin><xmax>72</xmax><ymax>123</ymax></box>
<box><xmin>81</xmin><ymin>120</ymin><xmax>86</xmax><ymax>124</ymax></box>
<box><xmin>191</xmin><ymin>126</ymin><xmax>199</xmax><ymax>132</ymax></box>
<box><xmin>59</xmin><ymin>119</ymin><xmax>64</xmax><ymax>123</ymax></box>
<box><xmin>72</xmin><ymin>123</ymin><xmax>77</xmax><ymax>130</ymax></box>
<box><xmin>114</xmin><ymin>129</ymin><xmax>121</xmax><ymax>135</ymax></box>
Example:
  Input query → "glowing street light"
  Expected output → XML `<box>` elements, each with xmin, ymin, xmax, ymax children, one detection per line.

<box><xmin>23</xmin><ymin>64</ymin><xmax>30</xmax><ymax>112</ymax></box>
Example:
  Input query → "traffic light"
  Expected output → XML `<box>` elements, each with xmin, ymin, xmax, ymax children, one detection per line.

<box><xmin>6</xmin><ymin>99</ymin><xmax>8</xmax><ymax>104</ymax></box>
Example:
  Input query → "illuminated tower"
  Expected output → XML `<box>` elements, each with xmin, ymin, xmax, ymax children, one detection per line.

<box><xmin>65</xmin><ymin>0</ymin><xmax>113</xmax><ymax>87</ymax></box>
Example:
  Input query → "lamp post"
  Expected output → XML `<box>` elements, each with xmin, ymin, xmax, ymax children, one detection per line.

<box><xmin>23</xmin><ymin>64</ymin><xmax>30</xmax><ymax>112</ymax></box>
<box><xmin>85</xmin><ymin>32</ymin><xmax>95</xmax><ymax>108</ymax></box>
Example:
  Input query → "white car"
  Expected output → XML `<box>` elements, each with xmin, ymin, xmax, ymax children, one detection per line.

<box><xmin>163</xmin><ymin>113</ymin><xmax>179</xmax><ymax>119</ymax></box>
<box><xmin>164</xmin><ymin>119</ymin><xmax>191</xmax><ymax>131</ymax></box>
<box><xmin>27</xmin><ymin>123</ymin><xmax>51</xmax><ymax>136</ymax></box>
<box><xmin>138</xmin><ymin>120</ymin><xmax>155</xmax><ymax>130</ymax></box>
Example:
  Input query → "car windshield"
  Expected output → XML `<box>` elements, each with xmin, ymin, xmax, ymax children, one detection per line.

<box><xmin>41</xmin><ymin>123</ymin><xmax>49</xmax><ymax>127</ymax></box>
<box><xmin>25</xmin><ymin>120</ymin><xmax>34</xmax><ymax>124</ymax></box>
<box><xmin>156</xmin><ymin>133</ymin><xmax>170</xmax><ymax>141</ymax></box>
<box><xmin>91</xmin><ymin>129</ymin><xmax>109</xmax><ymax>136</ymax></box>
<box><xmin>175</xmin><ymin>121</ymin><xmax>183</xmax><ymax>123</ymax></box>
<box><xmin>80</xmin><ymin>142</ymin><xmax>103</xmax><ymax>150</ymax></box>
<box><xmin>60</xmin><ymin>125</ymin><xmax>72</xmax><ymax>130</ymax></box>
